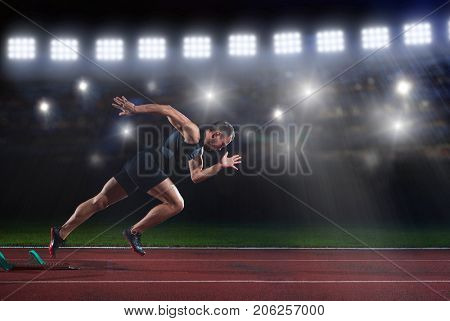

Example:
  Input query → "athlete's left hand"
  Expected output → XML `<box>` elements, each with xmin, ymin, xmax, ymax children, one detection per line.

<box><xmin>220</xmin><ymin>152</ymin><xmax>242</xmax><ymax>170</ymax></box>
<box><xmin>112</xmin><ymin>96</ymin><xmax>136</xmax><ymax>116</ymax></box>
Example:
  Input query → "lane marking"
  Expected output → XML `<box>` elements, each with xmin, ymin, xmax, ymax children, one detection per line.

<box><xmin>1</xmin><ymin>280</ymin><xmax>450</xmax><ymax>284</ymax></box>
<box><xmin>6</xmin><ymin>258</ymin><xmax>450</xmax><ymax>262</ymax></box>
<box><xmin>1</xmin><ymin>246</ymin><xmax>450</xmax><ymax>250</ymax></box>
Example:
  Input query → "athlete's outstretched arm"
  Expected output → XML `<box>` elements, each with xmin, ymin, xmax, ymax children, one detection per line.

<box><xmin>189</xmin><ymin>150</ymin><xmax>241</xmax><ymax>184</ymax></box>
<box><xmin>112</xmin><ymin>96</ymin><xmax>199</xmax><ymax>143</ymax></box>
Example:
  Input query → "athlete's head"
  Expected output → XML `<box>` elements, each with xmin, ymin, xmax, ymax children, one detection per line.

<box><xmin>204</xmin><ymin>121</ymin><xmax>235</xmax><ymax>151</ymax></box>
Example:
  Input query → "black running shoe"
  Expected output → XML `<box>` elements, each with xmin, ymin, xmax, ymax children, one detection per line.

<box><xmin>49</xmin><ymin>227</ymin><xmax>65</xmax><ymax>258</ymax></box>
<box><xmin>123</xmin><ymin>228</ymin><xmax>146</xmax><ymax>256</ymax></box>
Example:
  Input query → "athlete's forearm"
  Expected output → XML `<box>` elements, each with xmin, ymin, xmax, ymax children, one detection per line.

<box><xmin>135</xmin><ymin>104</ymin><xmax>194</xmax><ymax>134</ymax></box>
<box><xmin>192</xmin><ymin>163</ymin><xmax>223</xmax><ymax>183</ymax></box>
<box><xmin>134</xmin><ymin>103</ymin><xmax>171</xmax><ymax>115</ymax></box>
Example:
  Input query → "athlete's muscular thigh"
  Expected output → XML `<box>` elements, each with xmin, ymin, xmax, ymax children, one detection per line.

<box><xmin>97</xmin><ymin>177</ymin><xmax>128</xmax><ymax>206</ymax></box>
<box><xmin>147</xmin><ymin>178</ymin><xmax>183</xmax><ymax>206</ymax></box>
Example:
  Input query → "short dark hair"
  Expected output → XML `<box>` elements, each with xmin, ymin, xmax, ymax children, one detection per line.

<box><xmin>208</xmin><ymin>121</ymin><xmax>235</xmax><ymax>139</ymax></box>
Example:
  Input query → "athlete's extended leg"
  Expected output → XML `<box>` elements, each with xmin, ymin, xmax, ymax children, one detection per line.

<box><xmin>123</xmin><ymin>178</ymin><xmax>184</xmax><ymax>255</ymax></box>
<box><xmin>59</xmin><ymin>177</ymin><xmax>128</xmax><ymax>240</ymax></box>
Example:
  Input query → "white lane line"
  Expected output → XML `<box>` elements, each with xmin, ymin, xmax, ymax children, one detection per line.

<box><xmin>1</xmin><ymin>246</ymin><xmax>450</xmax><ymax>250</ymax></box>
<box><xmin>1</xmin><ymin>280</ymin><xmax>450</xmax><ymax>284</ymax></box>
<box><xmin>6</xmin><ymin>259</ymin><xmax>450</xmax><ymax>262</ymax></box>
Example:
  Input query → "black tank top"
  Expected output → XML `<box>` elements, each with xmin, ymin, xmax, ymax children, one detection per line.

<box><xmin>160</xmin><ymin>128</ymin><xmax>205</xmax><ymax>174</ymax></box>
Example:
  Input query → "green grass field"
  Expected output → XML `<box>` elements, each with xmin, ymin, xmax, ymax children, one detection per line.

<box><xmin>1</xmin><ymin>222</ymin><xmax>449</xmax><ymax>247</ymax></box>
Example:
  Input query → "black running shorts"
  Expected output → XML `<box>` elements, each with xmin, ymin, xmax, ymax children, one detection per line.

<box><xmin>114</xmin><ymin>148</ymin><xmax>168</xmax><ymax>195</ymax></box>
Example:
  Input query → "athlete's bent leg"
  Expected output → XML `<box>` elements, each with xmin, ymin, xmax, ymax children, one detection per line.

<box><xmin>59</xmin><ymin>177</ymin><xmax>128</xmax><ymax>240</ymax></box>
<box><xmin>131</xmin><ymin>178</ymin><xmax>184</xmax><ymax>234</ymax></box>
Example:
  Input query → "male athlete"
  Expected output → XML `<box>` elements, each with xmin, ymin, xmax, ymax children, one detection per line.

<box><xmin>49</xmin><ymin>96</ymin><xmax>241</xmax><ymax>256</ymax></box>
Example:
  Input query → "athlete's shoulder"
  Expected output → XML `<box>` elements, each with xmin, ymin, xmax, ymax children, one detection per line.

<box><xmin>182</xmin><ymin>122</ymin><xmax>201</xmax><ymax>144</ymax></box>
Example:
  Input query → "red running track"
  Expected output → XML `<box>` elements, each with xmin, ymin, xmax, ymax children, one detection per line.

<box><xmin>1</xmin><ymin>248</ymin><xmax>449</xmax><ymax>300</ymax></box>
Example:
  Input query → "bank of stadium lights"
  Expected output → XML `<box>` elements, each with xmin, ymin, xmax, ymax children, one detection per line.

<box><xmin>50</xmin><ymin>39</ymin><xmax>78</xmax><ymax>61</ymax></box>
<box><xmin>316</xmin><ymin>30</ymin><xmax>345</xmax><ymax>53</ymax></box>
<box><xmin>396</xmin><ymin>80</ymin><xmax>412</xmax><ymax>96</ymax></box>
<box><xmin>404</xmin><ymin>22</ymin><xmax>432</xmax><ymax>46</ymax></box>
<box><xmin>229</xmin><ymin>34</ymin><xmax>257</xmax><ymax>56</ymax></box>
<box><xmin>138</xmin><ymin>37</ymin><xmax>166</xmax><ymax>60</ymax></box>
<box><xmin>7</xmin><ymin>37</ymin><xmax>36</xmax><ymax>60</ymax></box>
<box><xmin>183</xmin><ymin>36</ymin><xmax>211</xmax><ymax>59</ymax></box>
<box><xmin>4</xmin><ymin>20</ymin><xmax>445</xmax><ymax>61</ymax></box>
<box><xmin>273</xmin><ymin>32</ymin><xmax>302</xmax><ymax>55</ymax></box>
<box><xmin>95</xmin><ymin>38</ymin><xmax>124</xmax><ymax>61</ymax></box>
<box><xmin>361</xmin><ymin>27</ymin><xmax>390</xmax><ymax>49</ymax></box>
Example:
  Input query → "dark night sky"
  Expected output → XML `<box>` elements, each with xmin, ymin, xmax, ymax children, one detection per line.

<box><xmin>1</xmin><ymin>0</ymin><xmax>447</xmax><ymax>27</ymax></box>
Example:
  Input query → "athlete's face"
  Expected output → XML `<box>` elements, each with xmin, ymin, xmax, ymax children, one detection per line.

<box><xmin>205</xmin><ymin>131</ymin><xmax>233</xmax><ymax>151</ymax></box>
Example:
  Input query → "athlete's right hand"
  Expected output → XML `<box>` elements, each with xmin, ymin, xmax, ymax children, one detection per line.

<box><xmin>112</xmin><ymin>96</ymin><xmax>136</xmax><ymax>116</ymax></box>
<box><xmin>220</xmin><ymin>152</ymin><xmax>242</xmax><ymax>171</ymax></box>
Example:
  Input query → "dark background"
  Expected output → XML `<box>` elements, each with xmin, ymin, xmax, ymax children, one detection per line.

<box><xmin>0</xmin><ymin>1</ymin><xmax>445</xmax><ymax>25</ymax></box>
<box><xmin>1</xmin><ymin>0</ymin><xmax>449</xmax><ymax>228</ymax></box>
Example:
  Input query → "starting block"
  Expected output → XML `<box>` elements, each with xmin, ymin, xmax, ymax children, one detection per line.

<box><xmin>0</xmin><ymin>250</ymin><xmax>79</xmax><ymax>271</ymax></box>
<box><xmin>0</xmin><ymin>251</ymin><xmax>13</xmax><ymax>271</ymax></box>
<box><xmin>28</xmin><ymin>250</ymin><xmax>46</xmax><ymax>266</ymax></box>
<box><xmin>0</xmin><ymin>250</ymin><xmax>47</xmax><ymax>271</ymax></box>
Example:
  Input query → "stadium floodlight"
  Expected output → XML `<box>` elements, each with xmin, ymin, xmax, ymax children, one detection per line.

<box><xmin>393</xmin><ymin>120</ymin><xmax>404</xmax><ymax>132</ymax></box>
<box><xmin>396</xmin><ymin>80</ymin><xmax>412</xmax><ymax>96</ymax></box>
<box><xmin>122</xmin><ymin>125</ymin><xmax>131</xmax><ymax>137</ymax></box>
<box><xmin>363</xmin><ymin>151</ymin><xmax>379</xmax><ymax>169</ymax></box>
<box><xmin>50</xmin><ymin>38</ymin><xmax>78</xmax><ymax>61</ymax></box>
<box><xmin>361</xmin><ymin>27</ymin><xmax>390</xmax><ymax>49</ymax></box>
<box><xmin>38</xmin><ymin>101</ymin><xmax>50</xmax><ymax>114</ymax></box>
<box><xmin>228</xmin><ymin>34</ymin><xmax>257</xmax><ymax>56</ymax></box>
<box><xmin>77</xmin><ymin>80</ymin><xmax>89</xmax><ymax>92</ymax></box>
<box><xmin>96</xmin><ymin>38</ymin><xmax>124</xmax><ymax>61</ymax></box>
<box><xmin>448</xmin><ymin>20</ymin><xmax>450</xmax><ymax>41</ymax></box>
<box><xmin>403</xmin><ymin>22</ymin><xmax>432</xmax><ymax>46</ymax></box>
<box><xmin>392</xmin><ymin>119</ymin><xmax>407</xmax><ymax>133</ymax></box>
<box><xmin>183</xmin><ymin>36</ymin><xmax>211</xmax><ymax>59</ymax></box>
<box><xmin>138</xmin><ymin>37</ymin><xmax>166</xmax><ymax>60</ymax></box>
<box><xmin>7</xmin><ymin>37</ymin><xmax>36</xmax><ymax>60</ymax></box>
<box><xmin>273</xmin><ymin>32</ymin><xmax>302</xmax><ymax>55</ymax></box>
<box><xmin>147</xmin><ymin>81</ymin><xmax>157</xmax><ymax>92</ymax></box>
<box><xmin>273</xmin><ymin>109</ymin><xmax>283</xmax><ymax>119</ymax></box>
<box><xmin>316</xmin><ymin>30</ymin><xmax>345</xmax><ymax>53</ymax></box>
<box><xmin>205</xmin><ymin>91</ymin><xmax>215</xmax><ymax>101</ymax></box>
<box><xmin>303</xmin><ymin>85</ymin><xmax>314</xmax><ymax>96</ymax></box>
<box><xmin>89</xmin><ymin>153</ymin><xmax>102</xmax><ymax>166</ymax></box>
